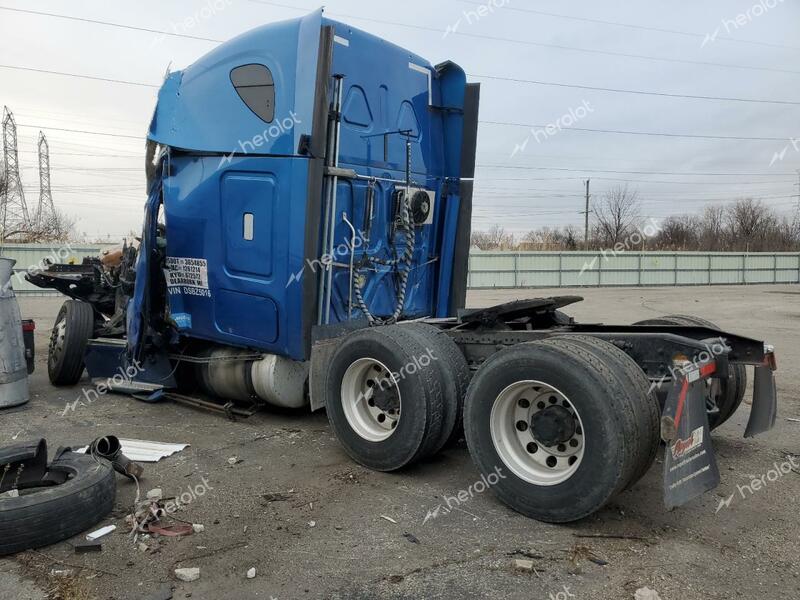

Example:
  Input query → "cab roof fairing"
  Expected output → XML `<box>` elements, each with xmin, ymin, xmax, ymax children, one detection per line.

<box><xmin>147</xmin><ymin>10</ymin><xmax>325</xmax><ymax>156</ymax></box>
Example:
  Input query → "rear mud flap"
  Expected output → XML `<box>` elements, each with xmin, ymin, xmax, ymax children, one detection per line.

<box><xmin>745</xmin><ymin>365</ymin><xmax>777</xmax><ymax>438</ymax></box>
<box><xmin>660</xmin><ymin>367</ymin><xmax>720</xmax><ymax>510</ymax></box>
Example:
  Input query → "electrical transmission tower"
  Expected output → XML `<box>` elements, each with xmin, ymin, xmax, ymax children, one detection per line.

<box><xmin>37</xmin><ymin>131</ymin><xmax>55</xmax><ymax>229</ymax></box>
<box><xmin>1</xmin><ymin>106</ymin><xmax>31</xmax><ymax>241</ymax></box>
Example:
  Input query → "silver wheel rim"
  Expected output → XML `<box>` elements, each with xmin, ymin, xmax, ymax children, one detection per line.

<box><xmin>49</xmin><ymin>317</ymin><xmax>66</xmax><ymax>368</ymax></box>
<box><xmin>341</xmin><ymin>358</ymin><xmax>401</xmax><ymax>442</ymax></box>
<box><xmin>490</xmin><ymin>380</ymin><xmax>585</xmax><ymax>486</ymax></box>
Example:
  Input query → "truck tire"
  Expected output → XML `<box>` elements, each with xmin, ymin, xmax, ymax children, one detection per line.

<box><xmin>401</xmin><ymin>323</ymin><xmax>470</xmax><ymax>453</ymax></box>
<box><xmin>0</xmin><ymin>452</ymin><xmax>115</xmax><ymax>556</ymax></box>
<box><xmin>324</xmin><ymin>325</ymin><xmax>443</xmax><ymax>471</ymax></box>
<box><xmin>633</xmin><ymin>315</ymin><xmax>747</xmax><ymax>430</ymax></box>
<box><xmin>463</xmin><ymin>339</ymin><xmax>644</xmax><ymax>523</ymax></box>
<box><xmin>550</xmin><ymin>335</ymin><xmax>661</xmax><ymax>488</ymax></box>
<box><xmin>48</xmin><ymin>300</ymin><xmax>95</xmax><ymax>386</ymax></box>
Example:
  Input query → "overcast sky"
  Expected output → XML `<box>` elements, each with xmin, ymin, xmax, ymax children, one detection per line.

<box><xmin>1</xmin><ymin>0</ymin><xmax>798</xmax><ymax>240</ymax></box>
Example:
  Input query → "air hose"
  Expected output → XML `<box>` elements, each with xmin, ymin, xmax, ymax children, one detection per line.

<box><xmin>353</xmin><ymin>191</ymin><xmax>416</xmax><ymax>325</ymax></box>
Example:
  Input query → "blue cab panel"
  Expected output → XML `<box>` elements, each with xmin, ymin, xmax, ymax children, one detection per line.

<box><xmin>143</xmin><ymin>10</ymin><xmax>475</xmax><ymax>361</ymax></box>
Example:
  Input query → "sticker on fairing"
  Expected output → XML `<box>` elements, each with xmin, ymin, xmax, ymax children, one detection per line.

<box><xmin>165</xmin><ymin>257</ymin><xmax>211</xmax><ymax>298</ymax></box>
<box><xmin>172</xmin><ymin>313</ymin><xmax>192</xmax><ymax>329</ymax></box>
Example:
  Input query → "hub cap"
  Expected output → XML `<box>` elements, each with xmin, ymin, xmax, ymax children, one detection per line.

<box><xmin>490</xmin><ymin>380</ymin><xmax>585</xmax><ymax>485</ymax></box>
<box><xmin>341</xmin><ymin>358</ymin><xmax>401</xmax><ymax>442</ymax></box>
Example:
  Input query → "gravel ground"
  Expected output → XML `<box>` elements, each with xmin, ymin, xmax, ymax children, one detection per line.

<box><xmin>1</xmin><ymin>285</ymin><xmax>798</xmax><ymax>600</ymax></box>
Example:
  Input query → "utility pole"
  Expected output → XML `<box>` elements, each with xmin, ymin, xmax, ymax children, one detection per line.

<box><xmin>581</xmin><ymin>178</ymin><xmax>591</xmax><ymax>248</ymax></box>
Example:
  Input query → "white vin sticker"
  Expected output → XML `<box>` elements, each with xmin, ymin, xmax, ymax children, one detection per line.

<box><xmin>165</xmin><ymin>257</ymin><xmax>210</xmax><ymax>291</ymax></box>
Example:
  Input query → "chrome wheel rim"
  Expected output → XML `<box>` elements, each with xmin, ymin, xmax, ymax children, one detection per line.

<box><xmin>490</xmin><ymin>380</ymin><xmax>585</xmax><ymax>486</ymax></box>
<box><xmin>341</xmin><ymin>358</ymin><xmax>401</xmax><ymax>442</ymax></box>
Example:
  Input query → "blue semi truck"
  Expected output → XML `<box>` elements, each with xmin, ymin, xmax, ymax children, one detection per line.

<box><xmin>29</xmin><ymin>10</ymin><xmax>778</xmax><ymax>522</ymax></box>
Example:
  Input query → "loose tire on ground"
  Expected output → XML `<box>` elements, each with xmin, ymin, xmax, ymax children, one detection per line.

<box><xmin>0</xmin><ymin>452</ymin><xmax>115</xmax><ymax>556</ymax></box>
<box><xmin>323</xmin><ymin>325</ymin><xmax>443</xmax><ymax>471</ymax></box>
<box><xmin>463</xmin><ymin>339</ymin><xmax>645</xmax><ymax>523</ymax></box>
<box><xmin>401</xmin><ymin>323</ymin><xmax>470</xmax><ymax>453</ymax></box>
<box><xmin>633</xmin><ymin>314</ymin><xmax>747</xmax><ymax>430</ymax></box>
<box><xmin>48</xmin><ymin>300</ymin><xmax>95</xmax><ymax>386</ymax></box>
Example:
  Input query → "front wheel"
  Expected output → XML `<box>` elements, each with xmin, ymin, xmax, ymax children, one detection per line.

<box><xmin>48</xmin><ymin>300</ymin><xmax>95</xmax><ymax>386</ymax></box>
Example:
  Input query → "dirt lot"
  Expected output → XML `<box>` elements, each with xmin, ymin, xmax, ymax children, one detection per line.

<box><xmin>2</xmin><ymin>285</ymin><xmax>799</xmax><ymax>600</ymax></box>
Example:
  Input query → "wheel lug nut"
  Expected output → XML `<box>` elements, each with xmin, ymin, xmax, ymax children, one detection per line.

<box><xmin>515</xmin><ymin>420</ymin><xmax>528</xmax><ymax>432</ymax></box>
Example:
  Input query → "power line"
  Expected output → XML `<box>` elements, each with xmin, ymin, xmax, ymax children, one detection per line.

<box><xmin>482</xmin><ymin>121</ymin><xmax>796</xmax><ymax>142</ymax></box>
<box><xmin>0</xmin><ymin>65</ymin><xmax>158</xmax><ymax>88</ymax></box>
<box><xmin>0</xmin><ymin>6</ymin><xmax>224</xmax><ymax>43</ymax></box>
<box><xmin>456</xmin><ymin>0</ymin><xmax>800</xmax><ymax>51</ymax></box>
<box><xmin>246</xmin><ymin>0</ymin><xmax>800</xmax><ymax>76</ymax></box>
<box><xmin>477</xmin><ymin>163</ymin><xmax>794</xmax><ymax>176</ymax></box>
<box><xmin>16</xmin><ymin>123</ymin><xmax>144</xmax><ymax>140</ymax></box>
<box><xmin>470</xmin><ymin>74</ymin><xmax>800</xmax><ymax>106</ymax></box>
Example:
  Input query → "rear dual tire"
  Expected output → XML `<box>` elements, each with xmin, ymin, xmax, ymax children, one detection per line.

<box><xmin>633</xmin><ymin>314</ymin><xmax>747</xmax><ymax>430</ymax></box>
<box><xmin>463</xmin><ymin>337</ymin><xmax>659</xmax><ymax>523</ymax></box>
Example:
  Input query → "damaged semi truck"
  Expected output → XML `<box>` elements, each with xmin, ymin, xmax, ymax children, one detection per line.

<box><xmin>28</xmin><ymin>10</ymin><xmax>778</xmax><ymax>523</ymax></box>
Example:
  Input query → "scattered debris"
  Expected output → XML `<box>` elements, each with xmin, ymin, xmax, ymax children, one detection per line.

<box><xmin>86</xmin><ymin>435</ymin><xmax>144</xmax><ymax>479</ymax></box>
<box><xmin>77</xmin><ymin>439</ymin><xmax>188</xmax><ymax>463</ymax></box>
<box><xmin>308</xmin><ymin>521</ymin><xmax>316</xmax><ymax>527</ymax></box>
<box><xmin>49</xmin><ymin>569</ymin><xmax>74</xmax><ymax>578</ymax></box>
<box><xmin>147</xmin><ymin>524</ymin><xmax>194</xmax><ymax>537</ymax></box>
<box><xmin>0</xmin><ymin>489</ymin><xmax>19</xmax><ymax>498</ymax></box>
<box><xmin>192</xmin><ymin>524</ymin><xmax>205</xmax><ymax>533</ymax></box>
<box><xmin>147</xmin><ymin>488</ymin><xmax>163</xmax><ymax>500</ymax></box>
<box><xmin>227</xmin><ymin>457</ymin><xmax>239</xmax><ymax>466</ymax></box>
<box><xmin>174</xmin><ymin>567</ymin><xmax>200</xmax><ymax>582</ymax></box>
<box><xmin>787</xmin><ymin>418</ymin><xmax>800</xmax><ymax>423</ymax></box>
<box><xmin>508</xmin><ymin>549</ymin><xmax>545</xmax><ymax>560</ymax></box>
<box><xmin>634</xmin><ymin>587</ymin><xmax>662</xmax><ymax>600</ymax></box>
<box><xmin>246</xmin><ymin>567</ymin><xmax>257</xmax><ymax>579</ymax></box>
<box><xmin>380</xmin><ymin>515</ymin><xmax>398</xmax><ymax>524</ymax></box>
<box><xmin>403</xmin><ymin>532</ymin><xmax>420</xmax><ymax>544</ymax></box>
<box><xmin>74</xmin><ymin>540</ymin><xmax>103</xmax><ymax>554</ymax></box>
<box><xmin>513</xmin><ymin>559</ymin><xmax>535</xmax><ymax>572</ymax></box>
<box><xmin>569</xmin><ymin>544</ymin><xmax>609</xmax><ymax>570</ymax></box>
<box><xmin>574</xmin><ymin>533</ymin><xmax>651</xmax><ymax>542</ymax></box>
<box><xmin>86</xmin><ymin>525</ymin><xmax>116</xmax><ymax>541</ymax></box>
<box><xmin>261</xmin><ymin>492</ymin><xmax>291</xmax><ymax>503</ymax></box>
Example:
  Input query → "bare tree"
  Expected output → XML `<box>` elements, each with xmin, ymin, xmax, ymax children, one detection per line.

<box><xmin>592</xmin><ymin>185</ymin><xmax>641</xmax><ymax>247</ymax></box>
<box><xmin>471</xmin><ymin>225</ymin><xmax>515</xmax><ymax>250</ymax></box>
<box><xmin>654</xmin><ymin>215</ymin><xmax>700</xmax><ymax>250</ymax></box>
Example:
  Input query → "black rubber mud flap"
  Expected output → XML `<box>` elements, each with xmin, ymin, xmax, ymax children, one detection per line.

<box><xmin>661</xmin><ymin>368</ymin><xmax>720</xmax><ymax>510</ymax></box>
<box><xmin>745</xmin><ymin>365</ymin><xmax>777</xmax><ymax>438</ymax></box>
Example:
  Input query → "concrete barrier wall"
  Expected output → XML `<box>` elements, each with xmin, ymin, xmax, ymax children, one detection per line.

<box><xmin>468</xmin><ymin>251</ymin><xmax>800</xmax><ymax>289</ymax></box>
<box><xmin>4</xmin><ymin>245</ymin><xmax>799</xmax><ymax>294</ymax></box>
